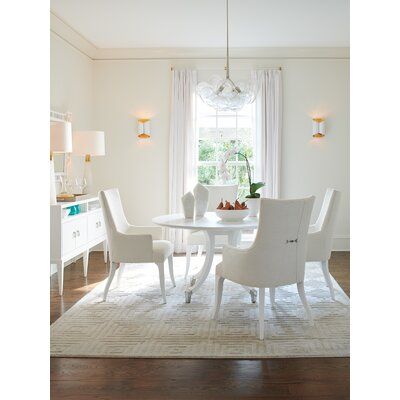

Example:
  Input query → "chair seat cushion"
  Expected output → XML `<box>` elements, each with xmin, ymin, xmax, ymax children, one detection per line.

<box><xmin>152</xmin><ymin>240</ymin><xmax>173</xmax><ymax>262</ymax></box>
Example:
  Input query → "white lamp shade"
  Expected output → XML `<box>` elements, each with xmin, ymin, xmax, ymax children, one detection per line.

<box><xmin>73</xmin><ymin>130</ymin><xmax>105</xmax><ymax>156</ymax></box>
<box><xmin>50</xmin><ymin>121</ymin><xmax>72</xmax><ymax>153</ymax></box>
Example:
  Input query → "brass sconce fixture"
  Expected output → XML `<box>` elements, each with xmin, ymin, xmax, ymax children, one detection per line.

<box><xmin>312</xmin><ymin>118</ymin><xmax>326</xmax><ymax>138</ymax></box>
<box><xmin>138</xmin><ymin>118</ymin><xmax>151</xmax><ymax>139</ymax></box>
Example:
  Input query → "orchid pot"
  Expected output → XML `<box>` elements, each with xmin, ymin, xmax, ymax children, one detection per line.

<box><xmin>246</xmin><ymin>197</ymin><xmax>260</xmax><ymax>217</ymax></box>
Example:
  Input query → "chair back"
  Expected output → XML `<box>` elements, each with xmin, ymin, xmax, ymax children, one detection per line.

<box><xmin>204</xmin><ymin>184</ymin><xmax>238</xmax><ymax>211</ymax></box>
<box><xmin>99</xmin><ymin>189</ymin><xmax>130</xmax><ymax>257</ymax></box>
<box><xmin>239</xmin><ymin>197</ymin><xmax>314</xmax><ymax>287</ymax></box>
<box><xmin>312</xmin><ymin>188</ymin><xmax>341</xmax><ymax>258</ymax></box>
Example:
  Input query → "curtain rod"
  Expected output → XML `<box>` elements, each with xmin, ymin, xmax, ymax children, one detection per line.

<box><xmin>170</xmin><ymin>66</ymin><xmax>282</xmax><ymax>71</ymax></box>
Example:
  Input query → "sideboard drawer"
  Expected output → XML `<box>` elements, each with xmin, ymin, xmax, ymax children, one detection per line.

<box><xmin>88</xmin><ymin>210</ymin><xmax>105</xmax><ymax>241</ymax></box>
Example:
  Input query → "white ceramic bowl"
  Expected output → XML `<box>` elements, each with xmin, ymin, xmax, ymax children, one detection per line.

<box><xmin>215</xmin><ymin>209</ymin><xmax>250</xmax><ymax>221</ymax></box>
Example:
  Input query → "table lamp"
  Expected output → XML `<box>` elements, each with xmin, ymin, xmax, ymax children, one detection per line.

<box><xmin>73</xmin><ymin>130</ymin><xmax>105</xmax><ymax>194</ymax></box>
<box><xmin>50</xmin><ymin>121</ymin><xmax>72</xmax><ymax>204</ymax></box>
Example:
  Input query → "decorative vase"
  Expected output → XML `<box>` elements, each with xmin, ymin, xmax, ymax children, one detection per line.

<box><xmin>246</xmin><ymin>198</ymin><xmax>261</xmax><ymax>217</ymax></box>
<box><xmin>193</xmin><ymin>183</ymin><xmax>209</xmax><ymax>217</ymax></box>
<box><xmin>181</xmin><ymin>192</ymin><xmax>195</xmax><ymax>219</ymax></box>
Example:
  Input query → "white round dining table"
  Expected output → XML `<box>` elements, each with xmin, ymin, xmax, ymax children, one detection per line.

<box><xmin>152</xmin><ymin>212</ymin><xmax>259</xmax><ymax>303</ymax></box>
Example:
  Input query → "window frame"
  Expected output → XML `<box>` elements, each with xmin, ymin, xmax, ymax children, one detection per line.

<box><xmin>195</xmin><ymin>98</ymin><xmax>256</xmax><ymax>199</ymax></box>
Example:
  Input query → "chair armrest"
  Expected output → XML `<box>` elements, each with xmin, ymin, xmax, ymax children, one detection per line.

<box><xmin>111</xmin><ymin>232</ymin><xmax>154</xmax><ymax>263</ymax></box>
<box><xmin>126</xmin><ymin>226</ymin><xmax>163</xmax><ymax>240</ymax></box>
<box><xmin>221</xmin><ymin>244</ymin><xmax>253</xmax><ymax>284</ymax></box>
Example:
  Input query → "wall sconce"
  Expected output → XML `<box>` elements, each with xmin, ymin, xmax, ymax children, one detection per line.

<box><xmin>312</xmin><ymin>118</ymin><xmax>326</xmax><ymax>138</ymax></box>
<box><xmin>138</xmin><ymin>118</ymin><xmax>151</xmax><ymax>139</ymax></box>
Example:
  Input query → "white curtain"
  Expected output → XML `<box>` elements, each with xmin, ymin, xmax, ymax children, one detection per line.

<box><xmin>253</xmin><ymin>69</ymin><xmax>282</xmax><ymax>198</ymax></box>
<box><xmin>168</xmin><ymin>69</ymin><xmax>197</xmax><ymax>253</ymax></box>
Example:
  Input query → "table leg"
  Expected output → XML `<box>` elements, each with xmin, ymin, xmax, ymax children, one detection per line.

<box><xmin>185</xmin><ymin>231</ymin><xmax>215</xmax><ymax>303</ymax></box>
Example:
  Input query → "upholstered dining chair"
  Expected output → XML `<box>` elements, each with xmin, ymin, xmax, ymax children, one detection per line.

<box><xmin>306</xmin><ymin>188</ymin><xmax>341</xmax><ymax>300</ymax></box>
<box><xmin>99</xmin><ymin>188</ymin><xmax>175</xmax><ymax>304</ymax></box>
<box><xmin>185</xmin><ymin>184</ymin><xmax>238</xmax><ymax>280</ymax></box>
<box><xmin>213</xmin><ymin>197</ymin><xmax>315</xmax><ymax>340</ymax></box>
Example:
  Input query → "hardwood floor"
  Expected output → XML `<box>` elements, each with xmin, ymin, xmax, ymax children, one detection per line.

<box><xmin>51</xmin><ymin>251</ymin><xmax>350</xmax><ymax>400</ymax></box>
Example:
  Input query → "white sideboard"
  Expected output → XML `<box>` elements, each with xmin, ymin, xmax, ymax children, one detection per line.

<box><xmin>50</xmin><ymin>194</ymin><xmax>107</xmax><ymax>295</ymax></box>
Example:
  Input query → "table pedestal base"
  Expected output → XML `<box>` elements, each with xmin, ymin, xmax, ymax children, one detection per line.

<box><xmin>184</xmin><ymin>230</ymin><xmax>256</xmax><ymax>304</ymax></box>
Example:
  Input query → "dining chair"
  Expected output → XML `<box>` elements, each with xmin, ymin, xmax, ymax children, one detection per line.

<box><xmin>185</xmin><ymin>184</ymin><xmax>238</xmax><ymax>280</ymax></box>
<box><xmin>213</xmin><ymin>197</ymin><xmax>315</xmax><ymax>340</ymax></box>
<box><xmin>307</xmin><ymin>188</ymin><xmax>341</xmax><ymax>300</ymax></box>
<box><xmin>99</xmin><ymin>188</ymin><xmax>175</xmax><ymax>304</ymax></box>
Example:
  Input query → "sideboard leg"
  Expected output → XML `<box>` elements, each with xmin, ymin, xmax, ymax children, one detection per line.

<box><xmin>83</xmin><ymin>249</ymin><xmax>89</xmax><ymax>277</ymax></box>
<box><xmin>56</xmin><ymin>260</ymin><xmax>64</xmax><ymax>296</ymax></box>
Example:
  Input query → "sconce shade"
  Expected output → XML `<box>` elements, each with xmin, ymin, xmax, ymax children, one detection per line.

<box><xmin>138</xmin><ymin>118</ymin><xmax>151</xmax><ymax>139</ymax></box>
<box><xmin>312</xmin><ymin>118</ymin><xmax>326</xmax><ymax>138</ymax></box>
<box><xmin>50</xmin><ymin>121</ymin><xmax>72</xmax><ymax>153</ymax></box>
<box><xmin>73</xmin><ymin>130</ymin><xmax>105</xmax><ymax>156</ymax></box>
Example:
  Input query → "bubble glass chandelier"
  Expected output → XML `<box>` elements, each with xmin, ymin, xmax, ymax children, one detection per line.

<box><xmin>197</xmin><ymin>0</ymin><xmax>255</xmax><ymax>112</ymax></box>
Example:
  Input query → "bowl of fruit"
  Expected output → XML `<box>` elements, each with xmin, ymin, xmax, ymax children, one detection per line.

<box><xmin>215</xmin><ymin>199</ymin><xmax>250</xmax><ymax>221</ymax></box>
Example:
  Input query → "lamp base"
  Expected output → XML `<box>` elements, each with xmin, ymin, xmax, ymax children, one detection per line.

<box><xmin>83</xmin><ymin>159</ymin><xmax>93</xmax><ymax>194</ymax></box>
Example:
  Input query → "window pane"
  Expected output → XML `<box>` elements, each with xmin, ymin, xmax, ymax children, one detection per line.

<box><xmin>225</xmin><ymin>165</ymin><xmax>237</xmax><ymax>184</ymax></box>
<box><xmin>198</xmin><ymin>115</ymin><xmax>218</xmax><ymax>139</ymax></box>
<box><xmin>238</xmin><ymin>165</ymin><xmax>250</xmax><ymax>187</ymax></box>
<box><xmin>237</xmin><ymin>139</ymin><xmax>254</xmax><ymax>160</ymax></box>
<box><xmin>238</xmin><ymin>188</ymin><xmax>248</xmax><ymax>201</ymax></box>
<box><xmin>216</xmin><ymin>140</ymin><xmax>237</xmax><ymax>161</ymax></box>
<box><xmin>238</xmin><ymin>103</ymin><xmax>253</xmax><ymax>117</ymax></box>
<box><xmin>217</xmin><ymin>116</ymin><xmax>237</xmax><ymax>140</ymax></box>
<box><xmin>197</xmin><ymin>99</ymin><xmax>217</xmax><ymax>117</ymax></box>
<box><xmin>198</xmin><ymin>140</ymin><xmax>216</xmax><ymax>161</ymax></box>
<box><xmin>198</xmin><ymin>166</ymin><xmax>216</xmax><ymax>185</ymax></box>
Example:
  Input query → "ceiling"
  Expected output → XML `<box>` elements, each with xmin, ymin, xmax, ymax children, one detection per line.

<box><xmin>50</xmin><ymin>0</ymin><xmax>349</xmax><ymax>49</ymax></box>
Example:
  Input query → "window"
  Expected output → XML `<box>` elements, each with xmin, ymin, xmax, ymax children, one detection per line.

<box><xmin>196</xmin><ymin>96</ymin><xmax>256</xmax><ymax>200</ymax></box>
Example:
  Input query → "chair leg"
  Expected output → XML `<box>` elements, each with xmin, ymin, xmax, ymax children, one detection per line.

<box><xmin>168</xmin><ymin>255</ymin><xmax>176</xmax><ymax>287</ymax></box>
<box><xmin>269</xmin><ymin>287</ymin><xmax>276</xmax><ymax>307</ymax></box>
<box><xmin>259</xmin><ymin>288</ymin><xmax>265</xmax><ymax>340</ymax></box>
<box><xmin>321</xmin><ymin>260</ymin><xmax>335</xmax><ymax>300</ymax></box>
<box><xmin>116</xmin><ymin>262</ymin><xmax>126</xmax><ymax>288</ymax></box>
<box><xmin>185</xmin><ymin>245</ymin><xmax>192</xmax><ymax>281</ymax></box>
<box><xmin>297</xmin><ymin>281</ymin><xmax>314</xmax><ymax>324</ymax></box>
<box><xmin>213</xmin><ymin>275</ymin><xmax>225</xmax><ymax>320</ymax></box>
<box><xmin>103</xmin><ymin>261</ymin><xmax>117</xmax><ymax>301</ymax></box>
<box><xmin>157</xmin><ymin>262</ymin><xmax>167</xmax><ymax>304</ymax></box>
<box><xmin>197</xmin><ymin>245</ymin><xmax>203</xmax><ymax>258</ymax></box>
<box><xmin>103</xmin><ymin>240</ymin><xmax>108</xmax><ymax>264</ymax></box>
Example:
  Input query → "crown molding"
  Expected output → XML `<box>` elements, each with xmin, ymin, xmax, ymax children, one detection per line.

<box><xmin>50</xmin><ymin>12</ymin><xmax>97</xmax><ymax>59</ymax></box>
<box><xmin>94</xmin><ymin>47</ymin><xmax>349</xmax><ymax>60</ymax></box>
<box><xmin>50</xmin><ymin>12</ymin><xmax>349</xmax><ymax>61</ymax></box>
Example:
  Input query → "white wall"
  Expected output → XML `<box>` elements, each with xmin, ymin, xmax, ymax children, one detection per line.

<box><xmin>92</xmin><ymin>60</ymin><xmax>171</xmax><ymax>225</ymax></box>
<box><xmin>49</xmin><ymin>22</ymin><xmax>349</xmax><ymax>250</ymax></box>
<box><xmin>91</xmin><ymin>58</ymin><xmax>349</xmax><ymax>249</ymax></box>
<box><xmin>281</xmin><ymin>59</ymin><xmax>349</xmax><ymax>249</ymax></box>
<box><xmin>50</xmin><ymin>33</ymin><xmax>94</xmax><ymax>273</ymax></box>
<box><xmin>50</xmin><ymin>32</ymin><xmax>93</xmax><ymax>177</ymax></box>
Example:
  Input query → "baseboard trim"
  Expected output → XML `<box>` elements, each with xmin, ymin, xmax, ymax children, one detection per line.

<box><xmin>333</xmin><ymin>236</ymin><xmax>350</xmax><ymax>251</ymax></box>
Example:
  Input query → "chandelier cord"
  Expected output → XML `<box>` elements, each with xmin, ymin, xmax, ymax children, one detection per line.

<box><xmin>226</xmin><ymin>0</ymin><xmax>229</xmax><ymax>79</ymax></box>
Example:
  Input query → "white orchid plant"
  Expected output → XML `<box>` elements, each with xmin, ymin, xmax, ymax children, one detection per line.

<box><xmin>219</xmin><ymin>148</ymin><xmax>265</xmax><ymax>198</ymax></box>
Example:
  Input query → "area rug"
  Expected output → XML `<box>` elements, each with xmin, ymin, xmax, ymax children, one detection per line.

<box><xmin>51</xmin><ymin>256</ymin><xmax>349</xmax><ymax>358</ymax></box>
